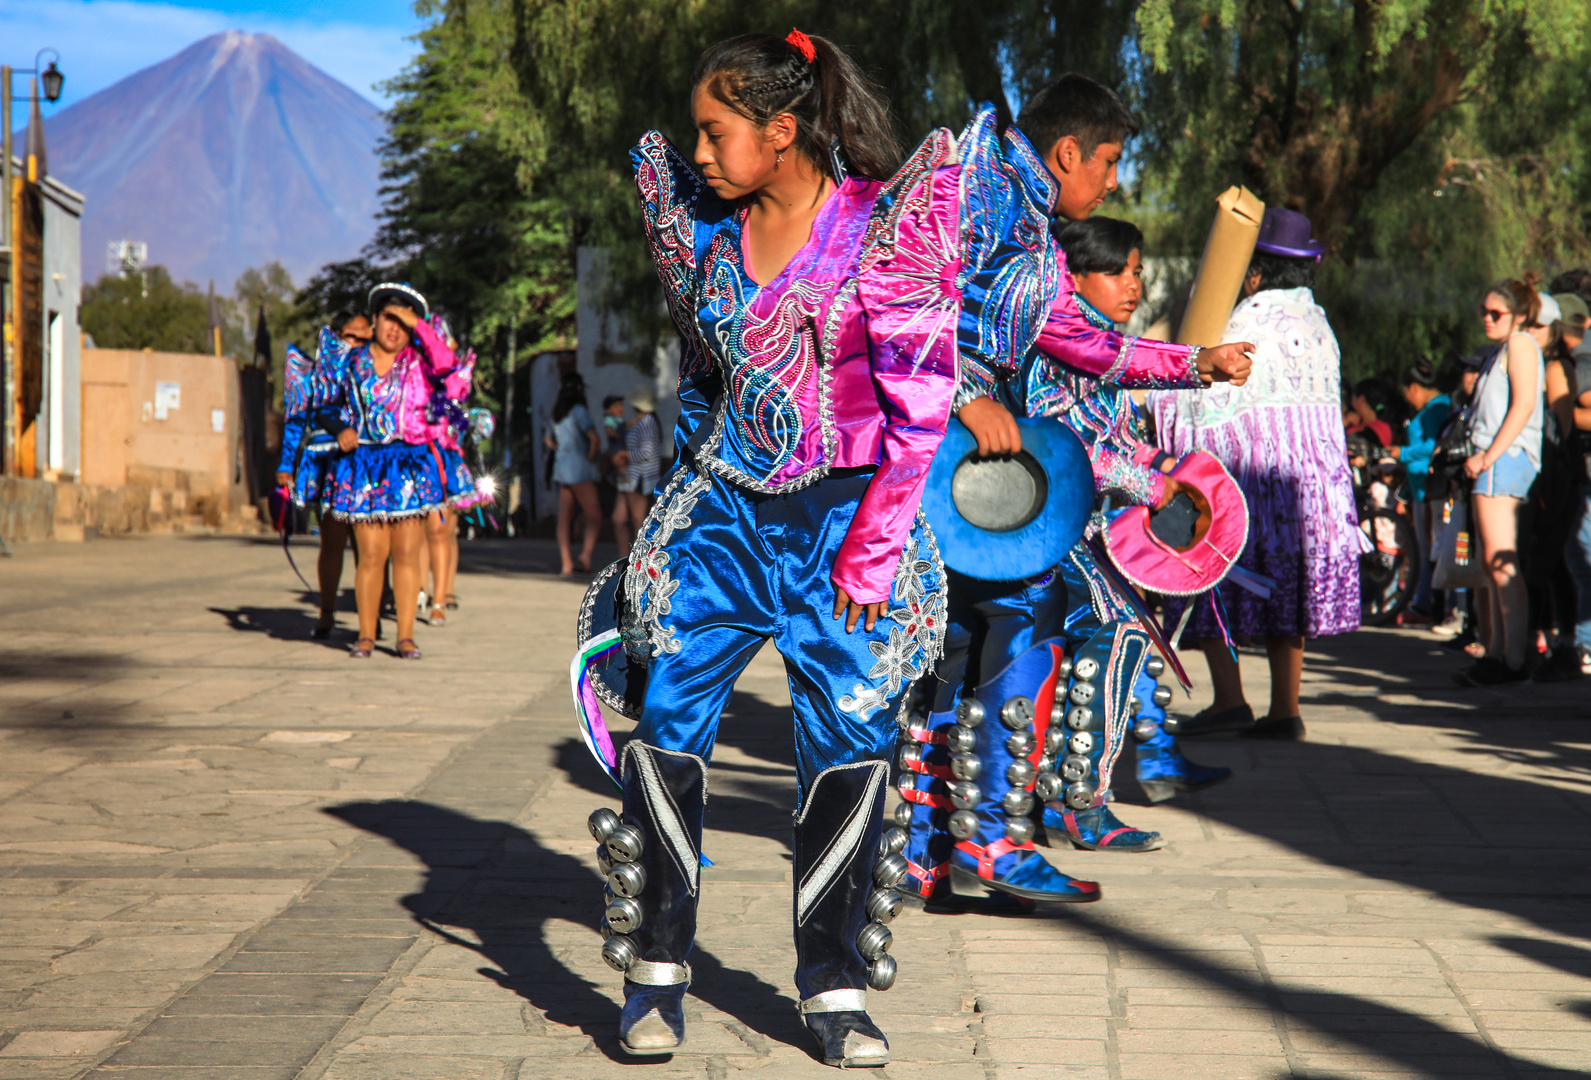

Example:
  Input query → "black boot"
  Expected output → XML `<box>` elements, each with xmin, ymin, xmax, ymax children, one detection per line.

<box><xmin>590</xmin><ymin>742</ymin><xmax>705</xmax><ymax>1055</ymax></box>
<box><xmin>793</xmin><ymin>760</ymin><xmax>897</xmax><ymax>1068</ymax></box>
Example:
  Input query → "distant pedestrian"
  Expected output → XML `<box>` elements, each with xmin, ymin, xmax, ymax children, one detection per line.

<box><xmin>1390</xmin><ymin>358</ymin><xmax>1451</xmax><ymax>621</ymax></box>
<box><xmin>613</xmin><ymin>386</ymin><xmax>661</xmax><ymax>559</ymax></box>
<box><xmin>547</xmin><ymin>372</ymin><xmax>601</xmax><ymax>576</ymax></box>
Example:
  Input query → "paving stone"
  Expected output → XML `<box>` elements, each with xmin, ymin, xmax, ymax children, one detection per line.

<box><xmin>3</xmin><ymin>536</ymin><xmax>1590</xmax><ymax>1079</ymax></box>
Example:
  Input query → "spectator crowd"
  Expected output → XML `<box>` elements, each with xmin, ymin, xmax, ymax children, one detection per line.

<box><xmin>1348</xmin><ymin>271</ymin><xmax>1591</xmax><ymax>686</ymax></box>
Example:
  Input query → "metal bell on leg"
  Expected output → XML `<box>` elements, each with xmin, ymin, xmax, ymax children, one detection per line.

<box><xmin>942</xmin><ymin>641</ymin><xmax>1100</xmax><ymax>904</ymax></box>
<box><xmin>1130</xmin><ymin>660</ymin><xmax>1232</xmax><ymax>803</ymax></box>
<box><xmin>793</xmin><ymin>760</ymin><xmax>895</xmax><ymax>1068</ymax></box>
<box><xmin>1035</xmin><ymin>626</ymin><xmax>1167</xmax><ymax>853</ymax></box>
<box><xmin>592</xmin><ymin>742</ymin><xmax>706</xmax><ymax>1055</ymax></box>
<box><xmin>896</xmin><ymin>709</ymin><xmax>1037</xmax><ymax>913</ymax></box>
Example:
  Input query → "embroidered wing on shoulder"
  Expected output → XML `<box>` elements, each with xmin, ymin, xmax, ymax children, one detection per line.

<box><xmin>307</xmin><ymin>325</ymin><xmax>352</xmax><ymax>411</ymax></box>
<box><xmin>632</xmin><ymin>132</ymin><xmax>715</xmax><ymax>381</ymax></box>
<box><xmin>855</xmin><ymin>127</ymin><xmax>961</xmax><ymax>380</ymax></box>
<box><xmin>858</xmin><ymin>126</ymin><xmax>956</xmax><ymax>275</ymax></box>
<box><xmin>283</xmin><ymin>341</ymin><xmax>315</xmax><ymax>420</ymax></box>
<box><xmin>954</xmin><ymin>107</ymin><xmax>1059</xmax><ymax>377</ymax></box>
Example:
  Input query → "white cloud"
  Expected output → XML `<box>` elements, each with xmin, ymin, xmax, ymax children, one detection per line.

<box><xmin>0</xmin><ymin>0</ymin><xmax>419</xmax><ymax>125</ymax></box>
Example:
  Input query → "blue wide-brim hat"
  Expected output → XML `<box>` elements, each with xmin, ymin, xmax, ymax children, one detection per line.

<box><xmin>1253</xmin><ymin>207</ymin><xmax>1325</xmax><ymax>260</ymax></box>
<box><xmin>921</xmin><ymin>416</ymin><xmax>1095</xmax><ymax>581</ymax></box>
<box><xmin>576</xmin><ymin>559</ymin><xmax>646</xmax><ymax>721</ymax></box>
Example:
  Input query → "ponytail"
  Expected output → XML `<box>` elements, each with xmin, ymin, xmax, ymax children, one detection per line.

<box><xmin>693</xmin><ymin>31</ymin><xmax>900</xmax><ymax>182</ymax></box>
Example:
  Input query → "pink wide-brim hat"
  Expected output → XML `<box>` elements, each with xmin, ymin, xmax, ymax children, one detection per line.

<box><xmin>1104</xmin><ymin>450</ymin><xmax>1249</xmax><ymax>596</ymax></box>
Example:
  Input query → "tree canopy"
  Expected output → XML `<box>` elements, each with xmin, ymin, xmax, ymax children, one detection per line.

<box><xmin>319</xmin><ymin>0</ymin><xmax>1591</xmax><ymax>384</ymax></box>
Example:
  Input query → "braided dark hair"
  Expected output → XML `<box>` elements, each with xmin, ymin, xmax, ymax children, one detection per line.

<box><xmin>693</xmin><ymin>32</ymin><xmax>900</xmax><ymax>182</ymax></box>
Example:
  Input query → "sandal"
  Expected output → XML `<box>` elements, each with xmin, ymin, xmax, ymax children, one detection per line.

<box><xmin>428</xmin><ymin>606</ymin><xmax>447</xmax><ymax>627</ymax></box>
<box><xmin>349</xmin><ymin>637</ymin><xmax>374</xmax><ymax>659</ymax></box>
<box><xmin>445</xmin><ymin>594</ymin><xmax>458</xmax><ymax>611</ymax></box>
<box><xmin>397</xmin><ymin>637</ymin><xmax>422</xmax><ymax>660</ymax></box>
<box><xmin>312</xmin><ymin>616</ymin><xmax>335</xmax><ymax>640</ymax></box>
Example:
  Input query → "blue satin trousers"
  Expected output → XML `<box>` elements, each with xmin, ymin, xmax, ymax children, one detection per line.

<box><xmin>630</xmin><ymin>465</ymin><xmax>946</xmax><ymax>798</ymax></box>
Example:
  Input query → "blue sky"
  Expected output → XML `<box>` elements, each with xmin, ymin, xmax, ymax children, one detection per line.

<box><xmin>1</xmin><ymin>0</ymin><xmax>423</xmax><ymax>130</ymax></box>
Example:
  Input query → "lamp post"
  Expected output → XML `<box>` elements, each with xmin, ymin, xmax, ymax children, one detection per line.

<box><xmin>1</xmin><ymin>48</ymin><xmax>64</xmax><ymax>476</ymax></box>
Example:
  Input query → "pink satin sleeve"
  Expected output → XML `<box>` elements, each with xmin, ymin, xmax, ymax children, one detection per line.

<box><xmin>1034</xmin><ymin>281</ymin><xmax>1202</xmax><ymax>390</ymax></box>
<box><xmin>831</xmin><ymin>167</ymin><xmax>961</xmax><ymax>605</ymax></box>
<box><xmin>396</xmin><ymin>320</ymin><xmax>460</xmax><ymax>444</ymax></box>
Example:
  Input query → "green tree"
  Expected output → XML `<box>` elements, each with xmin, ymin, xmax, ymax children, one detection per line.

<box><xmin>1119</xmin><ymin>0</ymin><xmax>1591</xmax><ymax>378</ymax></box>
<box><xmin>80</xmin><ymin>267</ymin><xmax>213</xmax><ymax>353</ymax></box>
<box><xmin>344</xmin><ymin>0</ymin><xmax>1591</xmax><ymax>389</ymax></box>
<box><xmin>231</xmin><ymin>261</ymin><xmax>317</xmax><ymax>409</ymax></box>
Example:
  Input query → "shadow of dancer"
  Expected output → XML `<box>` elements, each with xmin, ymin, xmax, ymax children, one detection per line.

<box><xmin>325</xmin><ymin>799</ymin><xmax>812</xmax><ymax>1060</ymax></box>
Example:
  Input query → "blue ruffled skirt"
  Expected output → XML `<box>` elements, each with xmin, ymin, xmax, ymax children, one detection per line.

<box><xmin>326</xmin><ymin>441</ymin><xmax>454</xmax><ymax>522</ymax></box>
<box><xmin>290</xmin><ymin>432</ymin><xmax>338</xmax><ymax>510</ymax></box>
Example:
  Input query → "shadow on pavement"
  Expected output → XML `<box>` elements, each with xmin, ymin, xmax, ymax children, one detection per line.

<box><xmin>207</xmin><ymin>605</ymin><xmax>359</xmax><ymax>650</ymax></box>
<box><xmin>325</xmin><ymin>799</ymin><xmax>813</xmax><ymax>1060</ymax></box>
<box><xmin>1054</xmin><ymin>907</ymin><xmax>1588</xmax><ymax>1080</ymax></box>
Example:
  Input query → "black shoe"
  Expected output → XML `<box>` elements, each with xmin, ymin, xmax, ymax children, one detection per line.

<box><xmin>592</xmin><ymin>744</ymin><xmax>707</xmax><ymax>1056</ymax></box>
<box><xmin>1240</xmin><ymin>715</ymin><xmax>1305</xmax><ymax>740</ymax></box>
<box><xmin>1165</xmin><ymin>703</ymin><xmax>1254</xmax><ymax>737</ymax></box>
<box><xmin>1454</xmin><ymin>657</ymin><xmax>1528</xmax><ymax>687</ymax></box>
<box><xmin>793</xmin><ymin>761</ymin><xmax>896</xmax><ymax>1068</ymax></box>
<box><xmin>1440</xmin><ymin>628</ymin><xmax>1478</xmax><ymax>653</ymax></box>
<box><xmin>802</xmin><ymin>1006</ymin><xmax>889</xmax><ymax>1068</ymax></box>
<box><xmin>1531</xmin><ymin>646</ymin><xmax>1584</xmax><ymax>683</ymax></box>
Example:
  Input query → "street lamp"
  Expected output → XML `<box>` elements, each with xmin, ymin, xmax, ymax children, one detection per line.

<box><xmin>1</xmin><ymin>47</ymin><xmax>64</xmax><ymax>476</ymax></box>
<box><xmin>40</xmin><ymin>59</ymin><xmax>64</xmax><ymax>105</ymax></box>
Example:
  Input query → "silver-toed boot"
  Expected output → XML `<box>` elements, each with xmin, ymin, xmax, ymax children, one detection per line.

<box><xmin>590</xmin><ymin>742</ymin><xmax>706</xmax><ymax>1055</ymax></box>
<box><xmin>793</xmin><ymin>760</ymin><xmax>896</xmax><ymax>1068</ymax></box>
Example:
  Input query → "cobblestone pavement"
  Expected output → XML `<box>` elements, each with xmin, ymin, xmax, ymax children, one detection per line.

<box><xmin>1</xmin><ymin>534</ymin><xmax>1589</xmax><ymax>1080</ymax></box>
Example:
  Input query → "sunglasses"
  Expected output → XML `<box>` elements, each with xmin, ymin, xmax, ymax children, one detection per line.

<box><xmin>1479</xmin><ymin>307</ymin><xmax>1511</xmax><ymax>322</ymax></box>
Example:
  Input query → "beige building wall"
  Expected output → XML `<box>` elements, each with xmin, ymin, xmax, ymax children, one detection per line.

<box><xmin>80</xmin><ymin>349</ymin><xmax>243</xmax><ymax>512</ymax></box>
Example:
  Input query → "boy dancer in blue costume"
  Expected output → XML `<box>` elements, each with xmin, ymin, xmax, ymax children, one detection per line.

<box><xmin>1048</xmin><ymin>216</ymin><xmax>1233</xmax><ymax>806</ymax></box>
<box><xmin>898</xmin><ymin>76</ymin><xmax>1253</xmax><ymax>907</ymax></box>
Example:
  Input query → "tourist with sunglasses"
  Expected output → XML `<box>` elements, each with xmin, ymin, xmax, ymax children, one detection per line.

<box><xmin>1456</xmin><ymin>281</ymin><xmax>1546</xmax><ymax>685</ymax></box>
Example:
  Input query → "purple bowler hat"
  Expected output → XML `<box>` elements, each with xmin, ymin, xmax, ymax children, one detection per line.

<box><xmin>1253</xmin><ymin>207</ymin><xmax>1325</xmax><ymax>261</ymax></box>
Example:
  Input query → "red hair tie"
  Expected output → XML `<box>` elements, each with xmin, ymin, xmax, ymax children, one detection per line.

<box><xmin>786</xmin><ymin>28</ymin><xmax>815</xmax><ymax>63</ymax></box>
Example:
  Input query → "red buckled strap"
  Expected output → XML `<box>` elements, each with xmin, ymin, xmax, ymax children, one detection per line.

<box><xmin>954</xmin><ymin>836</ymin><xmax>1036</xmax><ymax>879</ymax></box>
<box><xmin>907</xmin><ymin>725</ymin><xmax>947</xmax><ymax>746</ymax></box>
<box><xmin>1027</xmin><ymin>643</ymin><xmax>1066</xmax><ymax>789</ymax></box>
<box><xmin>905</xmin><ymin>858</ymin><xmax>948</xmax><ymax>889</ymax></box>
<box><xmin>905</xmin><ymin>758</ymin><xmax>953</xmax><ymax>780</ymax></box>
<box><xmin>900</xmin><ymin>788</ymin><xmax>952</xmax><ymax>811</ymax></box>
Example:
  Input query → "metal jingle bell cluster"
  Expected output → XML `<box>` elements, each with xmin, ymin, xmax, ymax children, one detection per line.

<box><xmin>588</xmin><ymin>807</ymin><xmax>649</xmax><ymax>974</ymax></box>
<box><xmin>863</xmin><ymin>824</ymin><xmax>909</xmax><ymax>991</ymax></box>
<box><xmin>1128</xmin><ymin>654</ymin><xmax>1174</xmax><ymax>743</ymax></box>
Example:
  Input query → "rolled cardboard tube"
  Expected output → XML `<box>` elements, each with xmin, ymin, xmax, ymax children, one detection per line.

<box><xmin>1176</xmin><ymin>186</ymin><xmax>1266</xmax><ymax>347</ymax></box>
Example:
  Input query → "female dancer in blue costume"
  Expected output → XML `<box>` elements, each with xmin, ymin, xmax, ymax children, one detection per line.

<box><xmin>898</xmin><ymin>77</ymin><xmax>1253</xmax><ymax>909</ymax></box>
<box><xmin>279</xmin><ymin>311</ymin><xmax>371</xmax><ymax>639</ymax></box>
<box><xmin>583</xmin><ymin>30</ymin><xmax>960</xmax><ymax>1067</ymax></box>
<box><xmin>309</xmin><ymin>284</ymin><xmax>462</xmax><ymax>660</ymax></box>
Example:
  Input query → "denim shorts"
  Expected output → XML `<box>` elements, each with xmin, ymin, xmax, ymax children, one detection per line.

<box><xmin>1475</xmin><ymin>447</ymin><xmax>1538</xmax><ymax>499</ymax></box>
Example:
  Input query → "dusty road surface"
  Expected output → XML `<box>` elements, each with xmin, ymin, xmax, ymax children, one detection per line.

<box><xmin>1</xmin><ymin>532</ymin><xmax>1588</xmax><ymax>1079</ymax></box>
